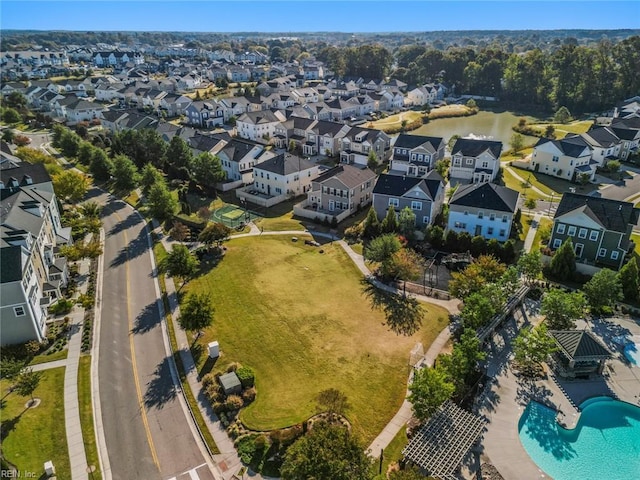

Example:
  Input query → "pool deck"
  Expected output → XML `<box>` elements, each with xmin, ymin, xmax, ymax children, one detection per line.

<box><xmin>474</xmin><ymin>304</ymin><xmax>640</xmax><ymax>480</ymax></box>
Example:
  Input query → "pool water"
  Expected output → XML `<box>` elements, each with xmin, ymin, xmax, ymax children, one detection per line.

<box><xmin>518</xmin><ymin>397</ymin><xmax>640</xmax><ymax>480</ymax></box>
<box><xmin>624</xmin><ymin>342</ymin><xmax>639</xmax><ymax>365</ymax></box>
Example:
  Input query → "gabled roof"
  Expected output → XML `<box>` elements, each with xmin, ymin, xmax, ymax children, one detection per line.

<box><xmin>534</xmin><ymin>136</ymin><xmax>592</xmax><ymax>158</ymax></box>
<box><xmin>452</xmin><ymin>138</ymin><xmax>502</xmax><ymax>159</ymax></box>
<box><xmin>373</xmin><ymin>171</ymin><xmax>443</xmax><ymax>201</ymax></box>
<box><xmin>255</xmin><ymin>153</ymin><xmax>315</xmax><ymax>176</ymax></box>
<box><xmin>238</xmin><ymin>109</ymin><xmax>282</xmax><ymax>125</ymax></box>
<box><xmin>0</xmin><ymin>245</ymin><xmax>25</xmax><ymax>283</ymax></box>
<box><xmin>218</xmin><ymin>138</ymin><xmax>265</xmax><ymax>163</ymax></box>
<box><xmin>394</xmin><ymin>133</ymin><xmax>444</xmax><ymax>151</ymax></box>
<box><xmin>449</xmin><ymin>182</ymin><xmax>519</xmax><ymax>213</ymax></box>
<box><xmin>554</xmin><ymin>193</ymin><xmax>640</xmax><ymax>233</ymax></box>
<box><xmin>313</xmin><ymin>164</ymin><xmax>376</xmax><ymax>189</ymax></box>
<box><xmin>581</xmin><ymin>126</ymin><xmax>620</xmax><ymax>148</ymax></box>
<box><xmin>550</xmin><ymin>330</ymin><xmax>611</xmax><ymax>360</ymax></box>
<box><xmin>0</xmin><ymin>163</ymin><xmax>52</xmax><ymax>197</ymax></box>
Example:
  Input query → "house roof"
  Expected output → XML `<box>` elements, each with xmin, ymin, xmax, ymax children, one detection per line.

<box><xmin>313</xmin><ymin>164</ymin><xmax>376</xmax><ymax>189</ymax></box>
<box><xmin>581</xmin><ymin>126</ymin><xmax>620</xmax><ymax>148</ymax></box>
<box><xmin>373</xmin><ymin>171</ymin><xmax>443</xmax><ymax>201</ymax></box>
<box><xmin>534</xmin><ymin>136</ymin><xmax>592</xmax><ymax>158</ymax></box>
<box><xmin>255</xmin><ymin>153</ymin><xmax>315</xmax><ymax>176</ymax></box>
<box><xmin>554</xmin><ymin>193</ymin><xmax>640</xmax><ymax>233</ymax></box>
<box><xmin>449</xmin><ymin>182</ymin><xmax>519</xmax><ymax>213</ymax></box>
<box><xmin>218</xmin><ymin>138</ymin><xmax>264</xmax><ymax>163</ymax></box>
<box><xmin>238</xmin><ymin>109</ymin><xmax>282</xmax><ymax>125</ymax></box>
<box><xmin>550</xmin><ymin>330</ymin><xmax>611</xmax><ymax>360</ymax></box>
<box><xmin>0</xmin><ymin>245</ymin><xmax>24</xmax><ymax>283</ymax></box>
<box><xmin>452</xmin><ymin>138</ymin><xmax>502</xmax><ymax>158</ymax></box>
<box><xmin>394</xmin><ymin>133</ymin><xmax>444</xmax><ymax>151</ymax></box>
<box><xmin>0</xmin><ymin>163</ymin><xmax>52</xmax><ymax>197</ymax></box>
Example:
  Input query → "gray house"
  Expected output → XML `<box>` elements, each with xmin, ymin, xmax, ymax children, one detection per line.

<box><xmin>389</xmin><ymin>134</ymin><xmax>445</xmax><ymax>177</ymax></box>
<box><xmin>549</xmin><ymin>193</ymin><xmax>640</xmax><ymax>270</ymax></box>
<box><xmin>372</xmin><ymin>171</ymin><xmax>445</xmax><ymax>228</ymax></box>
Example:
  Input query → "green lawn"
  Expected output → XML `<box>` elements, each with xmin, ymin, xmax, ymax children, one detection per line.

<box><xmin>0</xmin><ymin>367</ymin><xmax>70</xmax><ymax>479</ymax></box>
<box><xmin>372</xmin><ymin>426</ymin><xmax>408</xmax><ymax>479</ymax></box>
<box><xmin>502</xmin><ymin>168</ymin><xmax>549</xmax><ymax>201</ymax></box>
<box><xmin>367</xmin><ymin>111</ymin><xmax>425</xmax><ymax>129</ymax></box>
<box><xmin>78</xmin><ymin>356</ymin><xmax>102</xmax><ymax>480</ymax></box>
<box><xmin>529</xmin><ymin>120</ymin><xmax>593</xmax><ymax>138</ymax></box>
<box><xmin>29</xmin><ymin>349</ymin><xmax>68</xmax><ymax>366</ymax></box>
<box><xmin>532</xmin><ymin>217</ymin><xmax>553</xmax><ymax>251</ymax></box>
<box><xmin>186</xmin><ymin>236</ymin><xmax>450</xmax><ymax>443</ymax></box>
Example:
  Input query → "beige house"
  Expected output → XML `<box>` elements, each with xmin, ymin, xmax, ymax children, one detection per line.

<box><xmin>531</xmin><ymin>136</ymin><xmax>596</xmax><ymax>182</ymax></box>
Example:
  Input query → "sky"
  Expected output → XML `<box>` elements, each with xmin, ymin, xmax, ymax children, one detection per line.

<box><xmin>1</xmin><ymin>1</ymin><xmax>639</xmax><ymax>33</ymax></box>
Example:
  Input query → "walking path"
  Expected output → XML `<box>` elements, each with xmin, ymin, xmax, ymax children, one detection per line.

<box><xmin>29</xmin><ymin>359</ymin><xmax>68</xmax><ymax>372</ymax></box>
<box><xmin>504</xmin><ymin>166</ymin><xmax>553</xmax><ymax>199</ymax></box>
<box><xmin>523</xmin><ymin>212</ymin><xmax>543</xmax><ymax>253</ymax></box>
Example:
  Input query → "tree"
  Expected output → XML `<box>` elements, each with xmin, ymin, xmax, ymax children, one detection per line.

<box><xmin>80</xmin><ymin>201</ymin><xmax>101</xmax><ymax>219</ymax></box>
<box><xmin>178</xmin><ymin>292</ymin><xmax>214</xmax><ymax>334</ymax></box>
<box><xmin>582</xmin><ymin>268</ymin><xmax>623</xmax><ymax>314</ymax></box>
<box><xmin>440</xmin><ymin>328</ymin><xmax>486</xmax><ymax>396</ymax></box>
<box><xmin>2</xmin><ymin>107</ymin><xmax>22</xmax><ymax>124</ymax></box>
<box><xmin>544</xmin><ymin>125</ymin><xmax>556</xmax><ymax>138</ymax></box>
<box><xmin>435</xmin><ymin>158</ymin><xmax>450</xmax><ymax>179</ymax></box>
<box><xmin>381</xmin><ymin>205</ymin><xmax>398</xmax><ymax>233</ymax></box>
<box><xmin>447</xmin><ymin>134</ymin><xmax>461</xmax><ymax>151</ymax></box>
<box><xmin>549</xmin><ymin>238</ymin><xmax>576</xmax><ymax>281</ymax></box>
<box><xmin>77</xmin><ymin>141</ymin><xmax>95</xmax><ymax>165</ymax></box>
<box><xmin>289</xmin><ymin>139</ymin><xmax>297</xmax><ymax>152</ymax></box>
<box><xmin>389</xmin><ymin>467</ymin><xmax>427</xmax><ymax>480</ymax></box>
<box><xmin>361</xmin><ymin>281</ymin><xmax>424</xmax><ymax>336</ymax></box>
<box><xmin>89</xmin><ymin>148</ymin><xmax>114</xmax><ymax>181</ymax></box>
<box><xmin>169</xmin><ymin>222</ymin><xmax>190</xmax><ymax>242</ymax></box>
<box><xmin>553</xmin><ymin>106</ymin><xmax>572</xmax><ymax>124</ymax></box>
<box><xmin>449</xmin><ymin>255</ymin><xmax>506</xmax><ymax>299</ymax></box>
<box><xmin>397</xmin><ymin>206</ymin><xmax>417</xmax><ymax>238</ymax></box>
<box><xmin>606</xmin><ymin>160</ymin><xmax>621</xmax><ymax>174</ymax></box>
<box><xmin>14</xmin><ymin>368</ymin><xmax>43</xmax><ymax>405</ymax></box>
<box><xmin>5</xmin><ymin>91</ymin><xmax>27</xmax><ymax>110</ymax></box>
<box><xmin>367</xmin><ymin>150</ymin><xmax>378</xmax><ymax>170</ymax></box>
<box><xmin>524</xmin><ymin>197</ymin><xmax>537</xmax><ymax>214</ymax></box>
<box><xmin>58</xmin><ymin>128</ymin><xmax>82</xmax><ymax>158</ymax></box>
<box><xmin>510</xmin><ymin>132</ymin><xmax>525</xmax><ymax>155</ymax></box>
<box><xmin>465</xmin><ymin>98</ymin><xmax>477</xmax><ymax>109</ymax></box>
<box><xmin>111</xmin><ymin>154</ymin><xmax>139</xmax><ymax>192</ymax></box>
<box><xmin>191</xmin><ymin>152</ymin><xmax>226</xmax><ymax>190</ymax></box>
<box><xmin>362</xmin><ymin>207</ymin><xmax>380</xmax><ymax>239</ymax></box>
<box><xmin>408</xmin><ymin>365</ymin><xmax>455</xmax><ymax>422</ymax></box>
<box><xmin>280</xmin><ymin>422</ymin><xmax>373</xmax><ymax>480</ymax></box>
<box><xmin>619</xmin><ymin>258</ymin><xmax>639</xmax><ymax>303</ymax></box>
<box><xmin>52</xmin><ymin>170</ymin><xmax>89</xmax><ymax>203</ymax></box>
<box><xmin>147</xmin><ymin>180</ymin><xmax>178</xmax><ymax>223</ymax></box>
<box><xmin>140</xmin><ymin>163</ymin><xmax>164</xmax><ymax>195</ymax></box>
<box><xmin>364</xmin><ymin>233</ymin><xmax>401</xmax><ymax>278</ymax></box>
<box><xmin>316</xmin><ymin>388</ymin><xmax>350</xmax><ymax>418</ymax></box>
<box><xmin>163</xmin><ymin>244</ymin><xmax>199</xmax><ymax>290</ymax></box>
<box><xmin>198</xmin><ymin>222</ymin><xmax>231</xmax><ymax>247</ymax></box>
<box><xmin>460</xmin><ymin>291</ymin><xmax>498</xmax><ymax>330</ymax></box>
<box><xmin>541</xmin><ymin>289</ymin><xmax>589</xmax><ymax>330</ymax></box>
<box><xmin>0</xmin><ymin>358</ymin><xmax>25</xmax><ymax>384</ymax></box>
<box><xmin>165</xmin><ymin>135</ymin><xmax>193</xmax><ymax>180</ymax></box>
<box><xmin>425</xmin><ymin>225</ymin><xmax>444</xmax><ymax>248</ymax></box>
<box><xmin>2</xmin><ymin>128</ymin><xmax>15</xmax><ymax>143</ymax></box>
<box><xmin>517</xmin><ymin>250</ymin><xmax>543</xmax><ymax>285</ymax></box>
<box><xmin>513</xmin><ymin>324</ymin><xmax>557</xmax><ymax>376</ymax></box>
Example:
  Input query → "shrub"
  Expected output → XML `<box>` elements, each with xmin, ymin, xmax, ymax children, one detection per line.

<box><xmin>236</xmin><ymin>366</ymin><xmax>255</xmax><ymax>388</ymax></box>
<box><xmin>344</xmin><ymin>223</ymin><xmax>363</xmax><ymax>242</ymax></box>
<box><xmin>225</xmin><ymin>362</ymin><xmax>239</xmax><ymax>373</ymax></box>
<box><xmin>212</xmin><ymin>401</ymin><xmax>226</xmax><ymax>414</ymax></box>
<box><xmin>49</xmin><ymin>298</ymin><xmax>74</xmax><ymax>315</ymax></box>
<box><xmin>25</xmin><ymin>340</ymin><xmax>42</xmax><ymax>357</ymax></box>
<box><xmin>205</xmin><ymin>384</ymin><xmax>223</xmax><ymax>403</ymax></box>
<box><xmin>201</xmin><ymin>372</ymin><xmax>216</xmax><ymax>389</ymax></box>
<box><xmin>242</xmin><ymin>387</ymin><xmax>257</xmax><ymax>403</ymax></box>
<box><xmin>225</xmin><ymin>394</ymin><xmax>244</xmax><ymax>411</ymax></box>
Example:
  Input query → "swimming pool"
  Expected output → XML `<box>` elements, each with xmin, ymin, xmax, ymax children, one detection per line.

<box><xmin>518</xmin><ymin>396</ymin><xmax>640</xmax><ymax>480</ymax></box>
<box><xmin>624</xmin><ymin>342</ymin><xmax>639</xmax><ymax>365</ymax></box>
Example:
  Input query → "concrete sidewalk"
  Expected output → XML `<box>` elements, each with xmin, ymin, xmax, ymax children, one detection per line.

<box><xmin>29</xmin><ymin>358</ymin><xmax>68</xmax><ymax>372</ymax></box>
<box><xmin>523</xmin><ymin>212</ymin><xmax>542</xmax><ymax>253</ymax></box>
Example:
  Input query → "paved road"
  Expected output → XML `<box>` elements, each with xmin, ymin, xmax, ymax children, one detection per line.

<box><xmin>96</xmin><ymin>189</ymin><xmax>214</xmax><ymax>480</ymax></box>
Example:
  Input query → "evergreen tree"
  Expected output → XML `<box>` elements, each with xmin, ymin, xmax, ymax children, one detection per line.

<box><xmin>89</xmin><ymin>148</ymin><xmax>114</xmax><ymax>181</ymax></box>
<box><xmin>147</xmin><ymin>181</ymin><xmax>178</xmax><ymax>222</ymax></box>
<box><xmin>165</xmin><ymin>135</ymin><xmax>193</xmax><ymax>180</ymax></box>
<box><xmin>549</xmin><ymin>238</ymin><xmax>576</xmax><ymax>281</ymax></box>
<box><xmin>362</xmin><ymin>207</ymin><xmax>380</xmax><ymax>239</ymax></box>
<box><xmin>619</xmin><ymin>258</ymin><xmax>639</xmax><ymax>303</ymax></box>
<box><xmin>111</xmin><ymin>154</ymin><xmax>139</xmax><ymax>192</ymax></box>
<box><xmin>381</xmin><ymin>205</ymin><xmax>398</xmax><ymax>233</ymax></box>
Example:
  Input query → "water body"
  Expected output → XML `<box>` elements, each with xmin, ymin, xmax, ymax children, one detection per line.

<box><xmin>408</xmin><ymin>110</ymin><xmax>540</xmax><ymax>147</ymax></box>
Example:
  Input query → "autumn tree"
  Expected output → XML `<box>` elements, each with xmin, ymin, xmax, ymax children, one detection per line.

<box><xmin>169</xmin><ymin>222</ymin><xmax>190</xmax><ymax>242</ymax></box>
<box><xmin>448</xmin><ymin>255</ymin><xmax>506</xmax><ymax>299</ymax></box>
<box><xmin>52</xmin><ymin>170</ymin><xmax>89</xmax><ymax>203</ymax></box>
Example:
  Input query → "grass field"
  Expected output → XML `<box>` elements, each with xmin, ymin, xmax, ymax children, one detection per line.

<box><xmin>367</xmin><ymin>111</ymin><xmax>424</xmax><ymax>129</ymax></box>
<box><xmin>0</xmin><ymin>367</ymin><xmax>70</xmax><ymax>479</ymax></box>
<box><xmin>78</xmin><ymin>356</ymin><xmax>102</xmax><ymax>480</ymax></box>
<box><xmin>186</xmin><ymin>236</ymin><xmax>450</xmax><ymax>443</ymax></box>
<box><xmin>502</xmin><ymin>168</ymin><xmax>549</xmax><ymax>201</ymax></box>
<box><xmin>532</xmin><ymin>217</ymin><xmax>553</xmax><ymax>251</ymax></box>
<box><xmin>527</xmin><ymin>120</ymin><xmax>593</xmax><ymax>139</ymax></box>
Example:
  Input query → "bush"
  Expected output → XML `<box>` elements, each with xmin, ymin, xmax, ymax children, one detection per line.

<box><xmin>225</xmin><ymin>362</ymin><xmax>239</xmax><ymax>373</ymax></box>
<box><xmin>201</xmin><ymin>372</ymin><xmax>216</xmax><ymax>389</ymax></box>
<box><xmin>205</xmin><ymin>383</ymin><xmax>223</xmax><ymax>403</ymax></box>
<box><xmin>212</xmin><ymin>401</ymin><xmax>226</xmax><ymax>414</ymax></box>
<box><xmin>225</xmin><ymin>394</ymin><xmax>244</xmax><ymax>411</ymax></box>
<box><xmin>236</xmin><ymin>366</ymin><xmax>255</xmax><ymax>388</ymax></box>
<box><xmin>49</xmin><ymin>298</ymin><xmax>74</xmax><ymax>315</ymax></box>
<box><xmin>242</xmin><ymin>387</ymin><xmax>257</xmax><ymax>403</ymax></box>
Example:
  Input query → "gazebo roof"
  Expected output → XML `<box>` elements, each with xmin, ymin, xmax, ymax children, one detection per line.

<box><xmin>402</xmin><ymin>401</ymin><xmax>486</xmax><ymax>479</ymax></box>
<box><xmin>550</xmin><ymin>330</ymin><xmax>611</xmax><ymax>361</ymax></box>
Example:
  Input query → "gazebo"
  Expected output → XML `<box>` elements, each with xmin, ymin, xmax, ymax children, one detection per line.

<box><xmin>402</xmin><ymin>401</ymin><xmax>486</xmax><ymax>479</ymax></box>
<box><xmin>549</xmin><ymin>330</ymin><xmax>612</xmax><ymax>379</ymax></box>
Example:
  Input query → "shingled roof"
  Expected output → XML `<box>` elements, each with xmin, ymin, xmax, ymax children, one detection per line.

<box><xmin>554</xmin><ymin>193</ymin><xmax>640</xmax><ymax>233</ymax></box>
<box><xmin>394</xmin><ymin>133</ymin><xmax>443</xmax><ymax>151</ymax></box>
<box><xmin>449</xmin><ymin>182</ymin><xmax>519</xmax><ymax>213</ymax></box>
<box><xmin>255</xmin><ymin>153</ymin><xmax>315</xmax><ymax>176</ymax></box>
<box><xmin>550</xmin><ymin>330</ymin><xmax>611</xmax><ymax>360</ymax></box>
<box><xmin>452</xmin><ymin>138</ymin><xmax>502</xmax><ymax>158</ymax></box>
<box><xmin>373</xmin><ymin>170</ymin><xmax>443</xmax><ymax>200</ymax></box>
<box><xmin>534</xmin><ymin>136</ymin><xmax>592</xmax><ymax>158</ymax></box>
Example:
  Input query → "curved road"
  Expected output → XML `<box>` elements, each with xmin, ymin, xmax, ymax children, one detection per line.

<box><xmin>93</xmin><ymin>189</ymin><xmax>217</xmax><ymax>480</ymax></box>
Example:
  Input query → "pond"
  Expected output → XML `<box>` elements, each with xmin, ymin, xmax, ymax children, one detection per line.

<box><xmin>408</xmin><ymin>110</ymin><xmax>540</xmax><ymax>148</ymax></box>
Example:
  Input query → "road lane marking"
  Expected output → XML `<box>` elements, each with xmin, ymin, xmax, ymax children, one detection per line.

<box><xmin>165</xmin><ymin>463</ymin><xmax>208</xmax><ymax>480</ymax></box>
<box><xmin>115</xmin><ymin>209</ymin><xmax>161</xmax><ymax>471</ymax></box>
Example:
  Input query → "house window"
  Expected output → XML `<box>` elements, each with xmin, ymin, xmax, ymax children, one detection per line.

<box><xmin>502</xmin><ymin>215</ymin><xmax>508</xmax><ymax>223</ymax></box>
<box><xmin>465</xmin><ymin>158</ymin><xmax>473</xmax><ymax>166</ymax></box>
<box><xmin>482</xmin><ymin>161</ymin><xmax>489</xmax><ymax>168</ymax></box>
<box><xmin>14</xmin><ymin>306</ymin><xmax>26</xmax><ymax>316</ymax></box>
<box><xmin>499</xmin><ymin>229</ymin><xmax>506</xmax><ymax>237</ymax></box>
<box><xmin>464</xmin><ymin>211</ymin><xmax>469</xmax><ymax>216</ymax></box>
<box><xmin>611</xmin><ymin>251</ymin><xmax>619</xmax><ymax>261</ymax></box>
<box><xmin>553</xmin><ymin>238</ymin><xmax>562</xmax><ymax>249</ymax></box>
<box><xmin>488</xmin><ymin>227</ymin><xmax>494</xmax><ymax>235</ymax></box>
<box><xmin>411</xmin><ymin>201</ymin><xmax>422</xmax><ymax>211</ymax></box>
<box><xmin>567</xmin><ymin>226</ymin><xmax>577</xmax><ymax>236</ymax></box>
<box><xmin>389</xmin><ymin>198</ymin><xmax>399</xmax><ymax>207</ymax></box>
<box><xmin>578</xmin><ymin>228</ymin><xmax>587</xmax><ymax>239</ymax></box>
<box><xmin>489</xmin><ymin>213</ymin><xmax>496</xmax><ymax>221</ymax></box>
<box><xmin>598</xmin><ymin>248</ymin><xmax>607</xmax><ymax>257</ymax></box>
<box><xmin>574</xmin><ymin>243</ymin><xmax>584</xmax><ymax>257</ymax></box>
<box><xmin>552</xmin><ymin>155</ymin><xmax>559</xmax><ymax>162</ymax></box>
<box><xmin>322</xmin><ymin>186</ymin><xmax>328</xmax><ymax>194</ymax></box>
<box><xmin>423</xmin><ymin>216</ymin><xmax>430</xmax><ymax>224</ymax></box>
<box><xmin>556</xmin><ymin>223</ymin><xmax>565</xmax><ymax>234</ymax></box>
<box><xmin>478</xmin><ymin>211</ymin><xmax>484</xmax><ymax>219</ymax></box>
<box><xmin>454</xmin><ymin>222</ymin><xmax>466</xmax><ymax>229</ymax></box>
<box><xmin>589</xmin><ymin>231</ymin><xmax>599</xmax><ymax>241</ymax></box>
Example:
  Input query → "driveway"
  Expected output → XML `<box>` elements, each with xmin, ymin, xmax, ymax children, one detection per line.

<box><xmin>96</xmin><ymin>188</ymin><xmax>216</xmax><ymax>480</ymax></box>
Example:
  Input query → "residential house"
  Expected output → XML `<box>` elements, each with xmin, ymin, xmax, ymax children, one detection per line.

<box><xmin>54</xmin><ymin>97</ymin><xmax>105</xmax><ymax>124</ymax></box>
<box><xmin>217</xmin><ymin>138</ymin><xmax>276</xmax><ymax>185</ymax></box>
<box><xmin>449</xmin><ymin>138</ymin><xmax>503</xmax><ymax>183</ymax></box>
<box><xmin>236</xmin><ymin>110</ymin><xmax>286</xmax><ymax>142</ymax></box>
<box><xmin>185</xmin><ymin>100</ymin><xmax>225</xmax><ymax>128</ymax></box>
<box><xmin>614</xmin><ymin>96</ymin><xmax>640</xmax><ymax>119</ymax></box>
<box><xmin>295</xmin><ymin>164</ymin><xmax>376</xmax><ymax>223</ymax></box>
<box><xmin>340</xmin><ymin>126</ymin><xmax>391</xmax><ymax>166</ymax></box>
<box><xmin>447</xmin><ymin>182</ymin><xmax>519</xmax><ymax>241</ymax></box>
<box><xmin>531</xmin><ymin>136</ymin><xmax>596</xmax><ymax>182</ymax></box>
<box><xmin>158</xmin><ymin>92</ymin><xmax>192</xmax><ymax>118</ymax></box>
<box><xmin>372</xmin><ymin>171</ymin><xmax>445</xmax><ymax>228</ymax></box>
<box><xmin>548</xmin><ymin>193</ymin><xmax>640</xmax><ymax>270</ymax></box>
<box><xmin>93</xmin><ymin>51</ymin><xmax>144</xmax><ymax>67</ymax></box>
<box><xmin>273</xmin><ymin>116</ymin><xmax>316</xmax><ymax>151</ymax></box>
<box><xmin>256</xmin><ymin>76</ymin><xmax>297</xmax><ymax>95</ymax></box>
<box><xmin>579</xmin><ymin>127</ymin><xmax>622</xmax><ymax>167</ymax></box>
<box><xmin>329</xmin><ymin>80</ymin><xmax>359</xmax><ymax>98</ymax></box>
<box><xmin>406</xmin><ymin>84</ymin><xmax>438</xmax><ymax>106</ymax></box>
<box><xmin>610</xmin><ymin>117</ymin><xmax>640</xmax><ymax>161</ymax></box>
<box><xmin>389</xmin><ymin>134</ymin><xmax>445</xmax><ymax>177</ymax></box>
<box><xmin>305</xmin><ymin>120</ymin><xmax>352</xmax><ymax>157</ymax></box>
<box><xmin>237</xmin><ymin>153</ymin><xmax>320</xmax><ymax>207</ymax></box>
<box><xmin>227</xmin><ymin>65</ymin><xmax>251</xmax><ymax>83</ymax></box>
<box><xmin>95</xmin><ymin>82</ymin><xmax>127</xmax><ymax>102</ymax></box>
<box><xmin>0</xmin><ymin>163</ymin><xmax>72</xmax><ymax>345</ymax></box>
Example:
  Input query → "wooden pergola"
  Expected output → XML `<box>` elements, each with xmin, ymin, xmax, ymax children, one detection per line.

<box><xmin>550</xmin><ymin>330</ymin><xmax>612</xmax><ymax>379</ymax></box>
<box><xmin>402</xmin><ymin>401</ymin><xmax>486</xmax><ymax>479</ymax></box>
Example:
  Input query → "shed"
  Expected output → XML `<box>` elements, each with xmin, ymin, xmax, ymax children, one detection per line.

<box><xmin>219</xmin><ymin>372</ymin><xmax>242</xmax><ymax>396</ymax></box>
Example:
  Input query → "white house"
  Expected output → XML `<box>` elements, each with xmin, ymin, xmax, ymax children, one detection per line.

<box><xmin>447</xmin><ymin>182</ymin><xmax>520</xmax><ymax>241</ymax></box>
<box><xmin>236</xmin><ymin>110</ymin><xmax>286</xmax><ymax>142</ymax></box>
<box><xmin>531</xmin><ymin>136</ymin><xmax>596</xmax><ymax>182</ymax></box>
<box><xmin>449</xmin><ymin>138</ymin><xmax>502</xmax><ymax>183</ymax></box>
<box><xmin>217</xmin><ymin>139</ymin><xmax>276</xmax><ymax>185</ymax></box>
